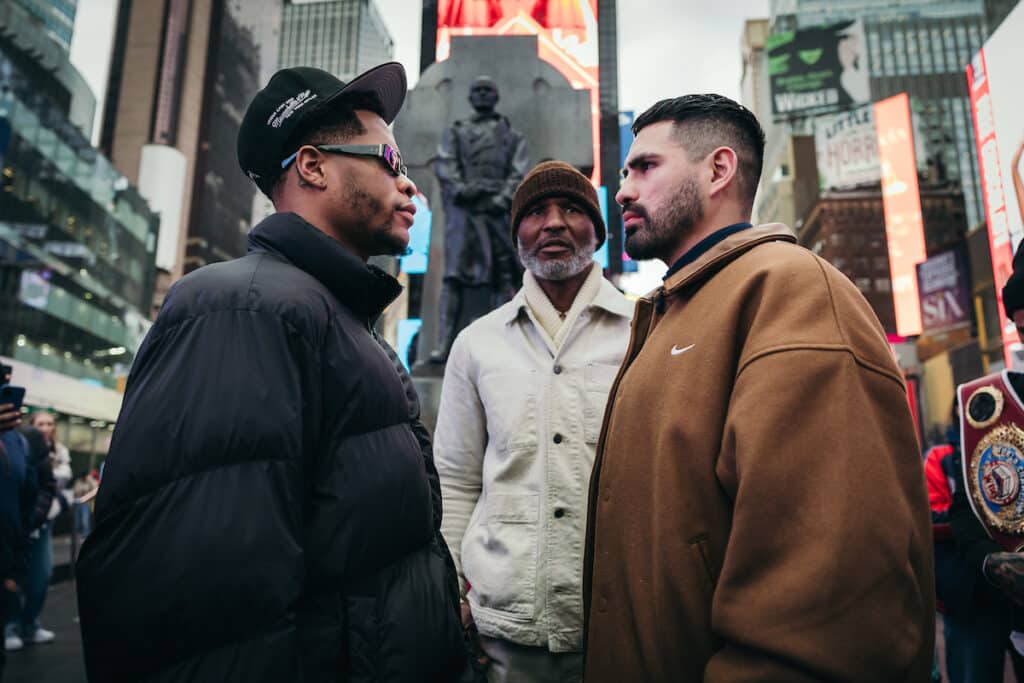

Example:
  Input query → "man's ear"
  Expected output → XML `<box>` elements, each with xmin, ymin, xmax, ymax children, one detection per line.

<box><xmin>295</xmin><ymin>146</ymin><xmax>327</xmax><ymax>189</ymax></box>
<box><xmin>707</xmin><ymin>146</ymin><xmax>739</xmax><ymax>200</ymax></box>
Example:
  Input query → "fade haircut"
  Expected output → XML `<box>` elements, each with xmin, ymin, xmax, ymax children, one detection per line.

<box><xmin>270</xmin><ymin>91</ymin><xmax>386</xmax><ymax>203</ymax></box>
<box><xmin>632</xmin><ymin>94</ymin><xmax>765</xmax><ymax>213</ymax></box>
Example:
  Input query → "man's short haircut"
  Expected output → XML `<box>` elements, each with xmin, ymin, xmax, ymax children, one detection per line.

<box><xmin>271</xmin><ymin>91</ymin><xmax>386</xmax><ymax>203</ymax></box>
<box><xmin>632</xmin><ymin>94</ymin><xmax>765</xmax><ymax>211</ymax></box>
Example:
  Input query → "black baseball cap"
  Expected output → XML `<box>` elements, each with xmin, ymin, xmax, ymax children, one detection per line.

<box><xmin>237</xmin><ymin>62</ymin><xmax>407</xmax><ymax>197</ymax></box>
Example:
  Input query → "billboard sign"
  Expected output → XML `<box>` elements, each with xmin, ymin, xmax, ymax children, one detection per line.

<box><xmin>437</xmin><ymin>0</ymin><xmax>600</xmax><ymax>180</ymax></box>
<box><xmin>875</xmin><ymin>93</ymin><xmax>926</xmax><ymax>337</ymax></box>
<box><xmin>618</xmin><ymin>111</ymin><xmax>636</xmax><ymax>272</ymax></box>
<box><xmin>399</xmin><ymin>192</ymin><xmax>432</xmax><ymax>275</ymax></box>
<box><xmin>814</xmin><ymin>103</ymin><xmax>879</xmax><ymax>190</ymax></box>
<box><xmin>967</xmin><ymin>2</ymin><xmax>1024</xmax><ymax>366</ymax></box>
<box><xmin>767</xmin><ymin>19</ymin><xmax>870</xmax><ymax>119</ymax></box>
<box><xmin>916</xmin><ymin>248</ymin><xmax>972</xmax><ymax>335</ymax></box>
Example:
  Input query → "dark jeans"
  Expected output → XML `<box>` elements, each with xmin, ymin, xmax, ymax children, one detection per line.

<box><xmin>74</xmin><ymin>502</ymin><xmax>91</xmax><ymax>539</ymax></box>
<box><xmin>5</xmin><ymin>525</ymin><xmax>51</xmax><ymax>638</ymax></box>
<box><xmin>944</xmin><ymin>609</ymin><xmax>1012</xmax><ymax>683</ymax></box>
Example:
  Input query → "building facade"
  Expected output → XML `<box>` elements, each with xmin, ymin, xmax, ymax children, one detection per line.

<box><xmin>101</xmin><ymin>0</ymin><xmax>281</xmax><ymax>288</ymax></box>
<box><xmin>799</xmin><ymin>182</ymin><xmax>967</xmax><ymax>335</ymax></box>
<box><xmin>0</xmin><ymin>3</ymin><xmax>158</xmax><ymax>466</ymax></box>
<box><xmin>278</xmin><ymin>0</ymin><xmax>394</xmax><ymax>80</ymax></box>
<box><xmin>11</xmin><ymin>0</ymin><xmax>77</xmax><ymax>54</ymax></box>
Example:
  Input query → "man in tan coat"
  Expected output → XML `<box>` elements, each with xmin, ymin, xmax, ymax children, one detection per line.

<box><xmin>583</xmin><ymin>94</ymin><xmax>934</xmax><ymax>682</ymax></box>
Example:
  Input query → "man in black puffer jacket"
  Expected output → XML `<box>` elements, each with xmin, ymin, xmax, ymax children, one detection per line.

<box><xmin>76</xmin><ymin>63</ymin><xmax>477</xmax><ymax>683</ymax></box>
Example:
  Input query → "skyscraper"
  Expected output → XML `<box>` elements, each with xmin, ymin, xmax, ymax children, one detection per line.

<box><xmin>101</xmin><ymin>0</ymin><xmax>281</xmax><ymax>287</ymax></box>
<box><xmin>11</xmin><ymin>0</ymin><xmax>77</xmax><ymax>53</ymax></box>
<box><xmin>278</xmin><ymin>0</ymin><xmax>394</xmax><ymax>80</ymax></box>
<box><xmin>0</xmin><ymin>0</ymin><xmax>158</xmax><ymax>459</ymax></box>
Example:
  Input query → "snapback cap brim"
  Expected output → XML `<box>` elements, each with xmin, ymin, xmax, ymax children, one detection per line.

<box><xmin>318</xmin><ymin>61</ymin><xmax>407</xmax><ymax>124</ymax></box>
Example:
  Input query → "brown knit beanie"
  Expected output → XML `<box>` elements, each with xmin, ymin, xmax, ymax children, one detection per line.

<box><xmin>511</xmin><ymin>161</ymin><xmax>605</xmax><ymax>248</ymax></box>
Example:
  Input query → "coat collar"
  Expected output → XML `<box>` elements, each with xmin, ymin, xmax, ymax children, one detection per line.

<box><xmin>248</xmin><ymin>212</ymin><xmax>403</xmax><ymax>320</ymax></box>
<box><xmin>650</xmin><ymin>223</ymin><xmax>797</xmax><ymax>300</ymax></box>
<box><xmin>501</xmin><ymin>271</ymin><xmax>633</xmax><ymax>325</ymax></box>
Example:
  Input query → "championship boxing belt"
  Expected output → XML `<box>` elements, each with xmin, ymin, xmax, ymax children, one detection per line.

<box><xmin>959</xmin><ymin>371</ymin><xmax>1024</xmax><ymax>552</ymax></box>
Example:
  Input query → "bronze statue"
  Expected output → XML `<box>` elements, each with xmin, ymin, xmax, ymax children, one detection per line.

<box><xmin>430</xmin><ymin>76</ymin><xmax>529</xmax><ymax>363</ymax></box>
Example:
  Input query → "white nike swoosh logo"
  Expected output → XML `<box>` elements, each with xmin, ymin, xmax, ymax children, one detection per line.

<box><xmin>670</xmin><ymin>344</ymin><xmax>695</xmax><ymax>356</ymax></box>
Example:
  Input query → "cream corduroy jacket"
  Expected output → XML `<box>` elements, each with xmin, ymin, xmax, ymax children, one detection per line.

<box><xmin>434</xmin><ymin>274</ymin><xmax>632</xmax><ymax>652</ymax></box>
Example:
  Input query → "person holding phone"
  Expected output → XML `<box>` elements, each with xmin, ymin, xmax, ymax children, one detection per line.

<box><xmin>0</xmin><ymin>364</ymin><xmax>36</xmax><ymax>667</ymax></box>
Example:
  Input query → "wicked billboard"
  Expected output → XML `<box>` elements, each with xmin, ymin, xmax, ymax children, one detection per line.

<box><xmin>767</xmin><ymin>19</ymin><xmax>870</xmax><ymax>120</ymax></box>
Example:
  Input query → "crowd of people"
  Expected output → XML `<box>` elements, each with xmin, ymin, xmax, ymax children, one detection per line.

<box><xmin>0</xmin><ymin>58</ymin><xmax>1019</xmax><ymax>682</ymax></box>
<box><xmin>0</xmin><ymin>364</ymin><xmax>97</xmax><ymax>680</ymax></box>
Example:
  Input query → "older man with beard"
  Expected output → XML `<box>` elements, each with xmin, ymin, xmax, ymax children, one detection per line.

<box><xmin>435</xmin><ymin>161</ymin><xmax>632</xmax><ymax>683</ymax></box>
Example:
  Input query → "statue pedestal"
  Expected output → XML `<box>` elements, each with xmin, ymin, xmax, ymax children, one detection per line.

<box><xmin>411</xmin><ymin>366</ymin><xmax>444</xmax><ymax>435</ymax></box>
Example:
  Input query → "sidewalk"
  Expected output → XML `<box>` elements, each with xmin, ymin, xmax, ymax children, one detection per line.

<box><xmin>4</xmin><ymin>580</ymin><xmax>85</xmax><ymax>683</ymax></box>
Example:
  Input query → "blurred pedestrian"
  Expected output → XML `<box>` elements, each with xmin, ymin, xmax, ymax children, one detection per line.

<box><xmin>583</xmin><ymin>94</ymin><xmax>934</xmax><ymax>681</ymax></box>
<box><xmin>4</xmin><ymin>427</ymin><xmax>56</xmax><ymax>650</ymax></box>
<box><xmin>27</xmin><ymin>412</ymin><xmax>69</xmax><ymax>491</ymax></box>
<box><xmin>0</xmin><ymin>368</ymin><xmax>36</xmax><ymax>668</ymax></box>
<box><xmin>924</xmin><ymin>398</ymin><xmax>1014</xmax><ymax>682</ymax></box>
<box><xmin>938</xmin><ymin>239</ymin><xmax>1024</xmax><ymax>682</ymax></box>
<box><xmin>70</xmin><ymin>469</ymin><xmax>96</xmax><ymax>539</ymax></box>
<box><xmin>76</xmin><ymin>62</ymin><xmax>478</xmax><ymax>683</ymax></box>
<box><xmin>2</xmin><ymin>412</ymin><xmax>68</xmax><ymax>650</ymax></box>
<box><xmin>435</xmin><ymin>161</ymin><xmax>632</xmax><ymax>682</ymax></box>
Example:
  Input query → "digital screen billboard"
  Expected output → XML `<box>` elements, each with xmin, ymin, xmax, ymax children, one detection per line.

<box><xmin>814</xmin><ymin>103</ymin><xmax>879</xmax><ymax>191</ymax></box>
<box><xmin>875</xmin><ymin>93</ymin><xmax>926</xmax><ymax>337</ymax></box>
<box><xmin>767</xmin><ymin>19</ymin><xmax>870</xmax><ymax>120</ymax></box>
<box><xmin>916</xmin><ymin>248</ymin><xmax>971</xmax><ymax>335</ymax></box>
<box><xmin>436</xmin><ymin>0</ymin><xmax>601</xmax><ymax>181</ymax></box>
<box><xmin>967</xmin><ymin>2</ymin><xmax>1024</xmax><ymax>366</ymax></box>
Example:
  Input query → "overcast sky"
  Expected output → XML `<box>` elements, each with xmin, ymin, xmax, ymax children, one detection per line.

<box><xmin>69</xmin><ymin>0</ymin><xmax>771</xmax><ymax>291</ymax></box>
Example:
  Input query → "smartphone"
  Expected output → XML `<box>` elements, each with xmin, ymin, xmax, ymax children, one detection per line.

<box><xmin>0</xmin><ymin>385</ymin><xmax>25</xmax><ymax>412</ymax></box>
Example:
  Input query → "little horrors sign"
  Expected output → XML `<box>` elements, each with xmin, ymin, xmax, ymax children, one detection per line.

<box><xmin>767</xmin><ymin>19</ymin><xmax>870</xmax><ymax>120</ymax></box>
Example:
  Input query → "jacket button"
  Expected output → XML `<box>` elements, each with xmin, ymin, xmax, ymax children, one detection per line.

<box><xmin>554</xmin><ymin>508</ymin><xmax>565</xmax><ymax>518</ymax></box>
<box><xmin>553</xmin><ymin>433</ymin><xmax>563</xmax><ymax>444</ymax></box>
<box><xmin>553</xmin><ymin>364</ymin><xmax>562</xmax><ymax>374</ymax></box>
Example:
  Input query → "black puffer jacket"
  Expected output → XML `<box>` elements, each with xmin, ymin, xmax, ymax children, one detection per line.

<box><xmin>77</xmin><ymin>213</ymin><xmax>474</xmax><ymax>683</ymax></box>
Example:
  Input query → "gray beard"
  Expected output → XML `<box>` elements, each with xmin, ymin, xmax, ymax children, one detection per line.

<box><xmin>518</xmin><ymin>235</ymin><xmax>598</xmax><ymax>281</ymax></box>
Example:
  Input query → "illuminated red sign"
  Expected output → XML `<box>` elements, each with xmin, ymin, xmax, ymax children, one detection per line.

<box><xmin>875</xmin><ymin>93</ymin><xmax>926</xmax><ymax>337</ymax></box>
<box><xmin>968</xmin><ymin>51</ymin><xmax>1015</xmax><ymax>364</ymax></box>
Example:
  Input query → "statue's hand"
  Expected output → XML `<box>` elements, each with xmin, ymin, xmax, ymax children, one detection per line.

<box><xmin>455</xmin><ymin>184</ymin><xmax>484</xmax><ymax>204</ymax></box>
<box><xmin>485</xmin><ymin>195</ymin><xmax>509</xmax><ymax>215</ymax></box>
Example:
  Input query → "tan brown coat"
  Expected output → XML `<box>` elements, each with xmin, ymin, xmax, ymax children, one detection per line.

<box><xmin>583</xmin><ymin>224</ymin><xmax>934</xmax><ymax>682</ymax></box>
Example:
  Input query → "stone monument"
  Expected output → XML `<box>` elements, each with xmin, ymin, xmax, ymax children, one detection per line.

<box><xmin>429</xmin><ymin>76</ymin><xmax>529</xmax><ymax>363</ymax></box>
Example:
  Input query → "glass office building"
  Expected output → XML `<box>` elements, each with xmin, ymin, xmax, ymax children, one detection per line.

<box><xmin>11</xmin><ymin>0</ymin><xmax>77</xmax><ymax>54</ymax></box>
<box><xmin>0</xmin><ymin>8</ymin><xmax>158</xmax><ymax>465</ymax></box>
<box><xmin>278</xmin><ymin>0</ymin><xmax>395</xmax><ymax>81</ymax></box>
